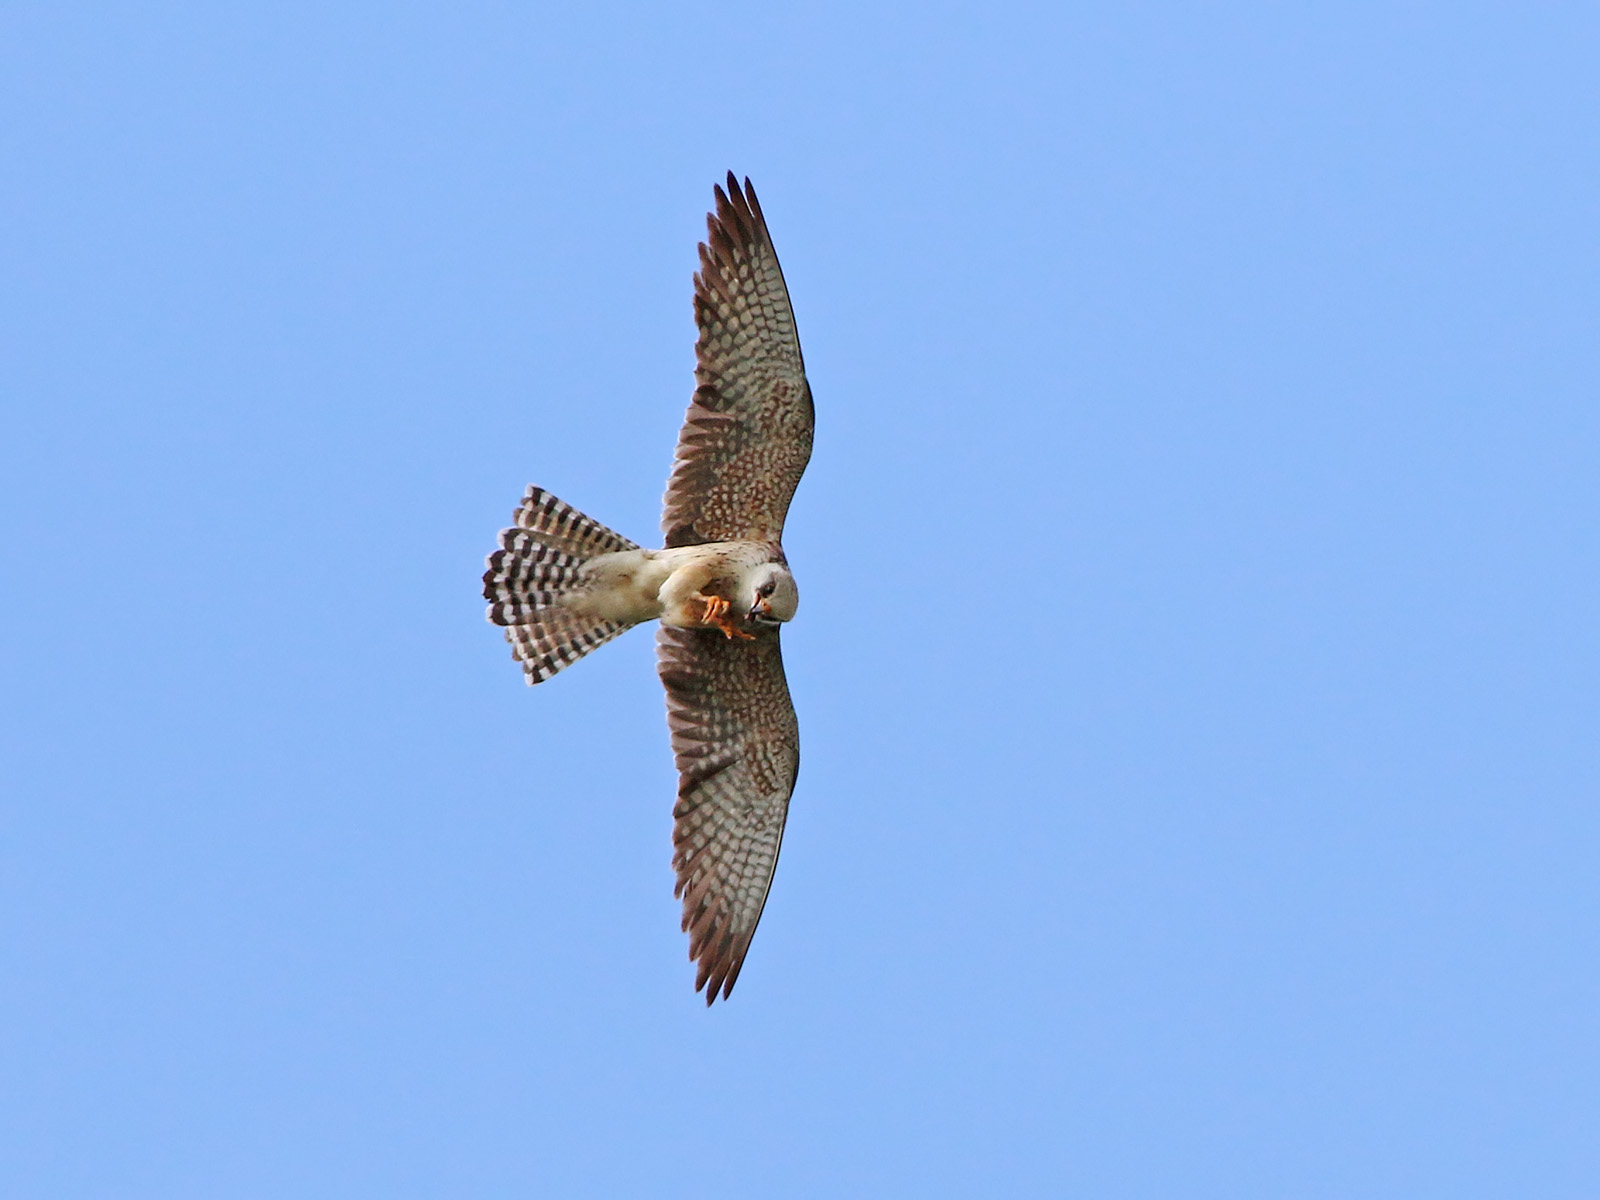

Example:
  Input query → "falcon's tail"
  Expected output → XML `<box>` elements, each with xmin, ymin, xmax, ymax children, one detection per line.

<box><xmin>483</xmin><ymin>486</ymin><xmax>641</xmax><ymax>684</ymax></box>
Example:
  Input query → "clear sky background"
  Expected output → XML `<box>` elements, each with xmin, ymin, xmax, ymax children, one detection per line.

<box><xmin>3</xmin><ymin>4</ymin><xmax>1597</xmax><ymax>1196</ymax></box>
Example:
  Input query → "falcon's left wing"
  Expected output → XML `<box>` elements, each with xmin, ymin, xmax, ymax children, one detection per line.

<box><xmin>657</xmin><ymin>624</ymin><xmax>800</xmax><ymax>1003</ymax></box>
<box><xmin>661</xmin><ymin>174</ymin><xmax>813</xmax><ymax>549</ymax></box>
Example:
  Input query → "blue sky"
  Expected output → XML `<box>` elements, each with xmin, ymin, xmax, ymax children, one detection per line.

<box><xmin>3</xmin><ymin>3</ymin><xmax>1597</xmax><ymax>1196</ymax></box>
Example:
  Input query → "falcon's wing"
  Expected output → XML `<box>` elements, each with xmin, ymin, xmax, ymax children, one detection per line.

<box><xmin>662</xmin><ymin>174</ymin><xmax>813</xmax><ymax>548</ymax></box>
<box><xmin>657</xmin><ymin>625</ymin><xmax>800</xmax><ymax>1003</ymax></box>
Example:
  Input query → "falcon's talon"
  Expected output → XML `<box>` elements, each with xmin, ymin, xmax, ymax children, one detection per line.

<box><xmin>695</xmin><ymin>593</ymin><xmax>754</xmax><ymax>639</ymax></box>
<box><xmin>713</xmin><ymin>615</ymin><xmax>756</xmax><ymax>640</ymax></box>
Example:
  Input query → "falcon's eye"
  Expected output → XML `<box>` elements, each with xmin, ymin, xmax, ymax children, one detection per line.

<box><xmin>758</xmin><ymin>580</ymin><xmax>776</xmax><ymax>597</ymax></box>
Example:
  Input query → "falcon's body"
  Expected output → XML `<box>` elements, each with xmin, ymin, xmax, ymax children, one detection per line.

<box><xmin>556</xmin><ymin>541</ymin><xmax>796</xmax><ymax>633</ymax></box>
<box><xmin>483</xmin><ymin>175</ymin><xmax>812</xmax><ymax>1003</ymax></box>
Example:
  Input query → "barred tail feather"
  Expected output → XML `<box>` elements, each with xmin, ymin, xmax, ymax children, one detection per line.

<box><xmin>510</xmin><ymin>486</ymin><xmax>639</xmax><ymax>558</ymax></box>
<box><xmin>483</xmin><ymin>486</ymin><xmax>642</xmax><ymax>684</ymax></box>
<box><xmin>483</xmin><ymin>534</ymin><xmax>585</xmax><ymax>626</ymax></box>
<box><xmin>505</xmin><ymin>610</ymin><xmax>632</xmax><ymax>684</ymax></box>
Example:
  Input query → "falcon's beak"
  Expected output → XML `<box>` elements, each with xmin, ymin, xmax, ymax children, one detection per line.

<box><xmin>749</xmin><ymin>597</ymin><xmax>771</xmax><ymax>621</ymax></box>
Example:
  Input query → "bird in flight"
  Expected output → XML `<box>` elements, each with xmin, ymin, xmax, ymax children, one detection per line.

<box><xmin>483</xmin><ymin>174</ymin><xmax>813</xmax><ymax>1004</ymax></box>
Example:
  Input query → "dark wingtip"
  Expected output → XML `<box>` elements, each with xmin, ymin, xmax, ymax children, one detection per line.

<box><xmin>717</xmin><ymin>171</ymin><xmax>760</xmax><ymax>217</ymax></box>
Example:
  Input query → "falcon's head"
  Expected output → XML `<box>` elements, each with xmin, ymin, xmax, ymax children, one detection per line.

<box><xmin>745</xmin><ymin>562</ymin><xmax>799</xmax><ymax>627</ymax></box>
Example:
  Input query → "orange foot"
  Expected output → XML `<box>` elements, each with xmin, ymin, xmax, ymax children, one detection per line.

<box><xmin>698</xmin><ymin>594</ymin><xmax>754</xmax><ymax>640</ymax></box>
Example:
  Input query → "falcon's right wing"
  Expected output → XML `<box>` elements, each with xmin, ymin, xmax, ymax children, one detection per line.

<box><xmin>656</xmin><ymin>624</ymin><xmax>800</xmax><ymax>1003</ymax></box>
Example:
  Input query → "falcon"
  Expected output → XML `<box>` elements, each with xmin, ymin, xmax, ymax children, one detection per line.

<box><xmin>483</xmin><ymin>174</ymin><xmax>813</xmax><ymax>1004</ymax></box>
